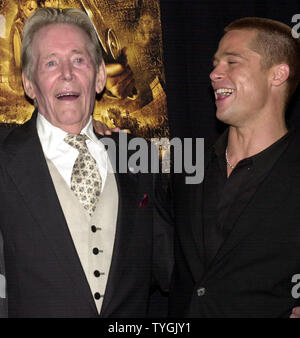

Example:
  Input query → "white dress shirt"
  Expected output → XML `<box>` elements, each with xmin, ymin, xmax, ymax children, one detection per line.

<box><xmin>37</xmin><ymin>113</ymin><xmax>108</xmax><ymax>191</ymax></box>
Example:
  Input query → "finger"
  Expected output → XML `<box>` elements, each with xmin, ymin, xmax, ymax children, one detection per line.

<box><xmin>104</xmin><ymin>130</ymin><xmax>112</xmax><ymax>135</ymax></box>
<box><xmin>290</xmin><ymin>313</ymin><xmax>300</xmax><ymax>318</ymax></box>
<box><xmin>95</xmin><ymin>127</ymin><xmax>104</xmax><ymax>135</ymax></box>
<box><xmin>292</xmin><ymin>306</ymin><xmax>300</xmax><ymax>315</ymax></box>
<box><xmin>93</xmin><ymin>120</ymin><xmax>108</xmax><ymax>135</ymax></box>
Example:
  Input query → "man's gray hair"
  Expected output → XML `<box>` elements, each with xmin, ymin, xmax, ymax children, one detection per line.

<box><xmin>21</xmin><ymin>7</ymin><xmax>103</xmax><ymax>80</ymax></box>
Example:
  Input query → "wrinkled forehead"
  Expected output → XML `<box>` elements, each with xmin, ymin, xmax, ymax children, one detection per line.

<box><xmin>31</xmin><ymin>23</ymin><xmax>96</xmax><ymax>67</ymax></box>
<box><xmin>32</xmin><ymin>23</ymin><xmax>91</xmax><ymax>52</ymax></box>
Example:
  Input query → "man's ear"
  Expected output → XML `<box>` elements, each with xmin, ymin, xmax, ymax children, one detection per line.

<box><xmin>95</xmin><ymin>59</ymin><xmax>107</xmax><ymax>94</ymax></box>
<box><xmin>22</xmin><ymin>72</ymin><xmax>36</xmax><ymax>99</ymax></box>
<box><xmin>271</xmin><ymin>64</ymin><xmax>290</xmax><ymax>87</ymax></box>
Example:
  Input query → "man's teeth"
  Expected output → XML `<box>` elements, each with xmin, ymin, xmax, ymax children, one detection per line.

<box><xmin>56</xmin><ymin>93</ymin><xmax>78</xmax><ymax>98</ymax></box>
<box><xmin>215</xmin><ymin>88</ymin><xmax>234</xmax><ymax>96</ymax></box>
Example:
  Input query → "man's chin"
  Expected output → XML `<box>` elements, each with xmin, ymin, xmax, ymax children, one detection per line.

<box><xmin>54</xmin><ymin>114</ymin><xmax>90</xmax><ymax>133</ymax></box>
<box><xmin>216</xmin><ymin>108</ymin><xmax>228</xmax><ymax>121</ymax></box>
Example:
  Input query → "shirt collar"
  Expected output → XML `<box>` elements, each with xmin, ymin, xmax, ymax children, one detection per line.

<box><xmin>37</xmin><ymin>113</ymin><xmax>98</xmax><ymax>154</ymax></box>
<box><xmin>213</xmin><ymin>127</ymin><xmax>293</xmax><ymax>172</ymax></box>
<box><xmin>82</xmin><ymin>117</ymin><xmax>99</xmax><ymax>144</ymax></box>
<box><xmin>247</xmin><ymin>130</ymin><xmax>292</xmax><ymax>174</ymax></box>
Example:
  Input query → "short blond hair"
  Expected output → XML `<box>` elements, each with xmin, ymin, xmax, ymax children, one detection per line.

<box><xmin>225</xmin><ymin>17</ymin><xmax>300</xmax><ymax>103</ymax></box>
<box><xmin>21</xmin><ymin>7</ymin><xmax>103</xmax><ymax>80</ymax></box>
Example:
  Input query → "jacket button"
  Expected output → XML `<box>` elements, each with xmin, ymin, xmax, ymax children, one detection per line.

<box><xmin>93</xmin><ymin>248</ymin><xmax>99</xmax><ymax>255</ymax></box>
<box><xmin>197</xmin><ymin>287</ymin><xmax>206</xmax><ymax>296</ymax></box>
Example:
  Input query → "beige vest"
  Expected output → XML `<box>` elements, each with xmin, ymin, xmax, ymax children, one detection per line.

<box><xmin>46</xmin><ymin>159</ymin><xmax>118</xmax><ymax>314</ymax></box>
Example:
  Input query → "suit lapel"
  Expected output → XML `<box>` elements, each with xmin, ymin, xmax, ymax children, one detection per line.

<box><xmin>4</xmin><ymin>115</ymin><xmax>98</xmax><ymax>314</ymax></box>
<box><xmin>98</xmin><ymin>134</ymin><xmax>141</xmax><ymax>316</ymax></box>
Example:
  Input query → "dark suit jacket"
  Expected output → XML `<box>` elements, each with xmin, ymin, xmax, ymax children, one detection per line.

<box><xmin>168</xmin><ymin>131</ymin><xmax>300</xmax><ymax>317</ymax></box>
<box><xmin>0</xmin><ymin>114</ymin><xmax>173</xmax><ymax>318</ymax></box>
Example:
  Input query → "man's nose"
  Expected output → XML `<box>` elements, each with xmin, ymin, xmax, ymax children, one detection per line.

<box><xmin>209</xmin><ymin>64</ymin><xmax>225</xmax><ymax>82</ymax></box>
<box><xmin>61</xmin><ymin>61</ymin><xmax>73</xmax><ymax>81</ymax></box>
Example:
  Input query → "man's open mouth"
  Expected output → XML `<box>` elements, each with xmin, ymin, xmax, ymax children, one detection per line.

<box><xmin>215</xmin><ymin>88</ymin><xmax>234</xmax><ymax>100</ymax></box>
<box><xmin>55</xmin><ymin>92</ymin><xmax>80</xmax><ymax>100</ymax></box>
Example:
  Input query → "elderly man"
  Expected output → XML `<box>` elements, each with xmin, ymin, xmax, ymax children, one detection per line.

<box><xmin>164</xmin><ymin>17</ymin><xmax>300</xmax><ymax>317</ymax></box>
<box><xmin>0</xmin><ymin>7</ymin><xmax>172</xmax><ymax>318</ymax></box>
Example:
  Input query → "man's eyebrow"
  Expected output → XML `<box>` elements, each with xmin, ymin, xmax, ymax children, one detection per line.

<box><xmin>43</xmin><ymin>50</ymin><xmax>85</xmax><ymax>59</ymax></box>
<box><xmin>71</xmin><ymin>49</ymin><xmax>84</xmax><ymax>54</ymax></box>
<box><xmin>212</xmin><ymin>52</ymin><xmax>246</xmax><ymax>61</ymax></box>
<box><xmin>223</xmin><ymin>52</ymin><xmax>246</xmax><ymax>58</ymax></box>
<box><xmin>213</xmin><ymin>52</ymin><xmax>246</xmax><ymax>63</ymax></box>
<box><xmin>43</xmin><ymin>53</ymin><xmax>57</xmax><ymax>60</ymax></box>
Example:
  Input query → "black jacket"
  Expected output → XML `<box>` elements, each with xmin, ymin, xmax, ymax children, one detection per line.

<box><xmin>0</xmin><ymin>113</ymin><xmax>173</xmax><ymax>318</ymax></box>
<box><xmin>168</xmin><ymin>131</ymin><xmax>300</xmax><ymax>317</ymax></box>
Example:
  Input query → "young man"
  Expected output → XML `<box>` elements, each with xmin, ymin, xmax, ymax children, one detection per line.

<box><xmin>167</xmin><ymin>17</ymin><xmax>300</xmax><ymax>317</ymax></box>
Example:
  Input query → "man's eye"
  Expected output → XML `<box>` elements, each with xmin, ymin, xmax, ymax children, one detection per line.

<box><xmin>228</xmin><ymin>61</ymin><xmax>237</xmax><ymax>65</ymax></box>
<box><xmin>74</xmin><ymin>58</ymin><xmax>84</xmax><ymax>63</ymax></box>
<box><xmin>47</xmin><ymin>61</ymin><xmax>56</xmax><ymax>67</ymax></box>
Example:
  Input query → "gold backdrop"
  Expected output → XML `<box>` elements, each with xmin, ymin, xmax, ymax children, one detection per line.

<box><xmin>0</xmin><ymin>0</ymin><xmax>169</xmax><ymax>139</ymax></box>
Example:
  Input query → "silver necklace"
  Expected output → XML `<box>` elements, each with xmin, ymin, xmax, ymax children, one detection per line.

<box><xmin>225</xmin><ymin>148</ymin><xmax>235</xmax><ymax>169</ymax></box>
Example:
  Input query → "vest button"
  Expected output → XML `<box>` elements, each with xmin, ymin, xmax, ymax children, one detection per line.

<box><xmin>93</xmin><ymin>248</ymin><xmax>99</xmax><ymax>255</ymax></box>
<box><xmin>94</xmin><ymin>292</ymin><xmax>101</xmax><ymax>300</ymax></box>
<box><xmin>94</xmin><ymin>270</ymin><xmax>101</xmax><ymax>277</ymax></box>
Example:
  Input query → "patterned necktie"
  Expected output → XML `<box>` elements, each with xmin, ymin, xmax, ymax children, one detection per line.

<box><xmin>64</xmin><ymin>134</ymin><xmax>102</xmax><ymax>216</ymax></box>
